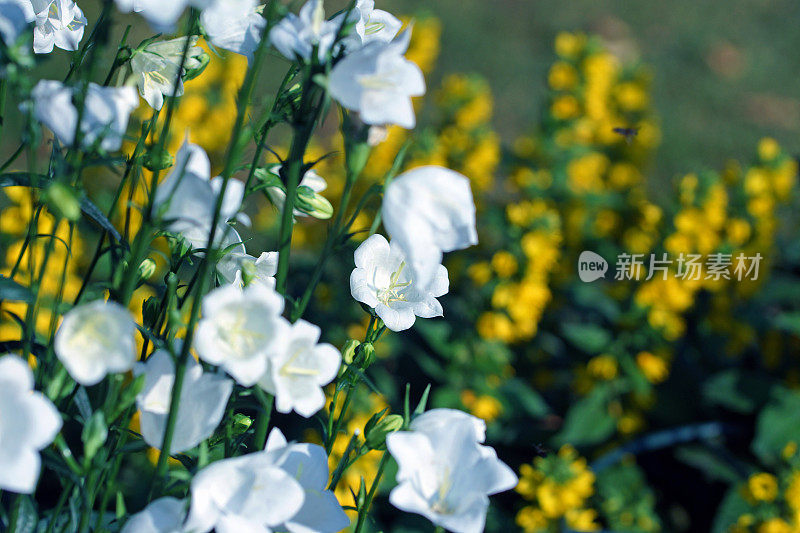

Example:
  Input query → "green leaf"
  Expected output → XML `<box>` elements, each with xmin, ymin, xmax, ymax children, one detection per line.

<box><xmin>15</xmin><ymin>497</ymin><xmax>38</xmax><ymax>533</ymax></box>
<box><xmin>82</xmin><ymin>411</ymin><xmax>108</xmax><ymax>462</ymax></box>
<box><xmin>501</xmin><ymin>379</ymin><xmax>550</xmax><ymax>418</ymax></box>
<box><xmin>752</xmin><ymin>386</ymin><xmax>800</xmax><ymax>466</ymax></box>
<box><xmin>674</xmin><ymin>445</ymin><xmax>743</xmax><ymax>484</ymax></box>
<box><xmin>554</xmin><ymin>385</ymin><xmax>616</xmax><ymax>447</ymax></box>
<box><xmin>560</xmin><ymin>322</ymin><xmax>611</xmax><ymax>354</ymax></box>
<box><xmin>0</xmin><ymin>275</ymin><xmax>34</xmax><ymax>303</ymax></box>
<box><xmin>0</xmin><ymin>172</ymin><xmax>123</xmax><ymax>244</ymax></box>
<box><xmin>703</xmin><ymin>369</ymin><xmax>773</xmax><ymax>414</ymax></box>
<box><xmin>711</xmin><ymin>486</ymin><xmax>750</xmax><ymax>533</ymax></box>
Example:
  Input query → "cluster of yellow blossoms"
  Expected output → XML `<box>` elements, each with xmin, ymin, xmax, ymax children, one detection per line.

<box><xmin>516</xmin><ymin>445</ymin><xmax>599</xmax><ymax>532</ymax></box>
<box><xmin>730</xmin><ymin>443</ymin><xmax>800</xmax><ymax>533</ymax></box>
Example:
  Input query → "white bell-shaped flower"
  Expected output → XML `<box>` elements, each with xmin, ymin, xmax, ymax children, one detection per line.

<box><xmin>121</xmin><ymin>497</ymin><xmax>188</xmax><ymax>533</ymax></box>
<box><xmin>14</xmin><ymin>0</ymin><xmax>86</xmax><ymax>54</ymax></box>
<box><xmin>0</xmin><ymin>354</ymin><xmax>62</xmax><ymax>494</ymax></box>
<box><xmin>350</xmin><ymin>234</ymin><xmax>448</xmax><ymax>331</ymax></box>
<box><xmin>343</xmin><ymin>0</ymin><xmax>401</xmax><ymax>50</ymax></box>
<box><xmin>30</xmin><ymin>80</ymin><xmax>138</xmax><ymax>151</ymax></box>
<box><xmin>269</xmin><ymin>0</ymin><xmax>348</xmax><ymax>62</ymax></box>
<box><xmin>262</xmin><ymin>428</ymin><xmax>351</xmax><ymax>533</ymax></box>
<box><xmin>195</xmin><ymin>283</ymin><xmax>287</xmax><ymax>387</ymax></box>
<box><xmin>152</xmin><ymin>139</ymin><xmax>245</xmax><ymax>251</ymax></box>
<box><xmin>130</xmin><ymin>36</ymin><xmax>205</xmax><ymax>110</ymax></box>
<box><xmin>185</xmin><ymin>451</ymin><xmax>305</xmax><ymax>533</ymax></box>
<box><xmin>54</xmin><ymin>299</ymin><xmax>137</xmax><ymax>386</ymax></box>
<box><xmin>134</xmin><ymin>349</ymin><xmax>233</xmax><ymax>454</ymax></box>
<box><xmin>382</xmin><ymin>166</ymin><xmax>478</xmax><ymax>291</ymax></box>
<box><xmin>329</xmin><ymin>29</ymin><xmax>424</xmax><ymax>128</ymax></box>
<box><xmin>386</xmin><ymin>408</ymin><xmax>518</xmax><ymax>533</ymax></box>
<box><xmin>217</xmin><ymin>250</ymin><xmax>279</xmax><ymax>290</ymax></box>
<box><xmin>201</xmin><ymin>0</ymin><xmax>265</xmax><ymax>61</ymax></box>
<box><xmin>257</xmin><ymin>319</ymin><xmax>341</xmax><ymax>418</ymax></box>
<box><xmin>114</xmin><ymin>0</ymin><xmax>214</xmax><ymax>32</ymax></box>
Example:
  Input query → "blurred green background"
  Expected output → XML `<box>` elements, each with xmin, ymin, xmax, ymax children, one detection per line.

<box><xmin>380</xmin><ymin>0</ymin><xmax>800</xmax><ymax>189</ymax></box>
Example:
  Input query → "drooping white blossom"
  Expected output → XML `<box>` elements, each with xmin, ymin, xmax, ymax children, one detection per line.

<box><xmin>329</xmin><ymin>29</ymin><xmax>424</xmax><ymax>129</ymax></box>
<box><xmin>262</xmin><ymin>428</ymin><xmax>351</xmax><ymax>533</ymax></box>
<box><xmin>54</xmin><ymin>299</ymin><xmax>137</xmax><ymax>386</ymax></box>
<box><xmin>201</xmin><ymin>0</ymin><xmax>265</xmax><ymax>61</ymax></box>
<box><xmin>152</xmin><ymin>139</ymin><xmax>244</xmax><ymax>250</ymax></box>
<box><xmin>0</xmin><ymin>1</ymin><xmax>29</xmax><ymax>47</ymax></box>
<box><xmin>195</xmin><ymin>283</ymin><xmax>287</xmax><ymax>387</ymax></box>
<box><xmin>130</xmin><ymin>36</ymin><xmax>205</xmax><ymax>110</ymax></box>
<box><xmin>121</xmin><ymin>497</ymin><xmax>188</xmax><ymax>533</ymax></box>
<box><xmin>344</xmin><ymin>0</ymin><xmax>400</xmax><ymax>49</ymax></box>
<box><xmin>134</xmin><ymin>348</ymin><xmax>233</xmax><ymax>454</ymax></box>
<box><xmin>185</xmin><ymin>451</ymin><xmax>305</xmax><ymax>533</ymax></box>
<box><xmin>382</xmin><ymin>166</ymin><xmax>478</xmax><ymax>291</ymax></box>
<box><xmin>13</xmin><ymin>0</ymin><xmax>86</xmax><ymax>54</ymax></box>
<box><xmin>269</xmin><ymin>0</ymin><xmax>348</xmax><ymax>62</ymax></box>
<box><xmin>114</xmin><ymin>0</ymin><xmax>214</xmax><ymax>32</ymax></box>
<box><xmin>350</xmin><ymin>234</ymin><xmax>448</xmax><ymax>331</ymax></box>
<box><xmin>0</xmin><ymin>354</ymin><xmax>62</xmax><ymax>494</ymax></box>
<box><xmin>265</xmin><ymin>166</ymin><xmax>331</xmax><ymax>219</ymax></box>
<box><xmin>257</xmin><ymin>318</ymin><xmax>340</xmax><ymax>418</ymax></box>
<box><xmin>386</xmin><ymin>409</ymin><xmax>518</xmax><ymax>533</ymax></box>
<box><xmin>217</xmin><ymin>250</ymin><xmax>278</xmax><ymax>290</ymax></box>
<box><xmin>30</xmin><ymin>80</ymin><xmax>138</xmax><ymax>151</ymax></box>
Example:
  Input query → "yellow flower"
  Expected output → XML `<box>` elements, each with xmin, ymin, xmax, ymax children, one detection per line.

<box><xmin>551</xmin><ymin>95</ymin><xmax>581</xmax><ymax>120</ymax></box>
<box><xmin>565</xmin><ymin>508</ymin><xmax>600</xmax><ymax>531</ymax></box>
<box><xmin>516</xmin><ymin>506</ymin><xmax>549</xmax><ymax>532</ymax></box>
<box><xmin>548</xmin><ymin>61</ymin><xmax>579</xmax><ymax>91</ymax></box>
<box><xmin>757</xmin><ymin>518</ymin><xmax>792</xmax><ymax>533</ymax></box>
<box><xmin>636</xmin><ymin>351</ymin><xmax>669</xmax><ymax>384</ymax></box>
<box><xmin>747</xmin><ymin>472</ymin><xmax>779</xmax><ymax>502</ymax></box>
<box><xmin>468</xmin><ymin>262</ymin><xmax>493</xmax><ymax>285</ymax></box>
<box><xmin>555</xmin><ymin>31</ymin><xmax>586</xmax><ymax>59</ymax></box>
<box><xmin>758</xmin><ymin>137</ymin><xmax>780</xmax><ymax>162</ymax></box>
<box><xmin>492</xmin><ymin>251</ymin><xmax>519</xmax><ymax>278</ymax></box>
<box><xmin>615</xmin><ymin>82</ymin><xmax>648</xmax><ymax>111</ymax></box>
<box><xmin>587</xmin><ymin>354</ymin><xmax>618</xmax><ymax>380</ymax></box>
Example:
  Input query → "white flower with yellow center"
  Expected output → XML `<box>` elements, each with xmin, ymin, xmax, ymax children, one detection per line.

<box><xmin>54</xmin><ymin>299</ymin><xmax>137</xmax><ymax>386</ymax></box>
<box><xmin>130</xmin><ymin>36</ymin><xmax>204</xmax><ymax>110</ymax></box>
<box><xmin>14</xmin><ymin>0</ymin><xmax>86</xmax><ymax>54</ymax></box>
<box><xmin>0</xmin><ymin>354</ymin><xmax>62</xmax><ymax>494</ymax></box>
<box><xmin>195</xmin><ymin>283</ymin><xmax>287</xmax><ymax>387</ymax></box>
<box><xmin>217</xmin><ymin>250</ymin><xmax>279</xmax><ymax>290</ymax></box>
<box><xmin>257</xmin><ymin>319</ymin><xmax>340</xmax><ymax>417</ymax></box>
<box><xmin>344</xmin><ymin>0</ymin><xmax>401</xmax><ymax>49</ymax></box>
<box><xmin>350</xmin><ymin>234</ymin><xmax>448</xmax><ymax>332</ymax></box>
<box><xmin>134</xmin><ymin>348</ymin><xmax>233</xmax><ymax>454</ymax></box>
<box><xmin>386</xmin><ymin>409</ymin><xmax>518</xmax><ymax>533</ymax></box>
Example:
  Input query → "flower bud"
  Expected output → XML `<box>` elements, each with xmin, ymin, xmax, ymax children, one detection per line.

<box><xmin>342</xmin><ymin>339</ymin><xmax>360</xmax><ymax>365</ymax></box>
<box><xmin>44</xmin><ymin>182</ymin><xmax>81</xmax><ymax>221</ymax></box>
<box><xmin>143</xmin><ymin>147</ymin><xmax>174</xmax><ymax>171</ymax></box>
<box><xmin>364</xmin><ymin>414</ymin><xmax>404</xmax><ymax>451</ymax></box>
<box><xmin>358</xmin><ymin>342</ymin><xmax>376</xmax><ymax>369</ymax></box>
<box><xmin>138</xmin><ymin>258</ymin><xmax>157</xmax><ymax>281</ymax></box>
<box><xmin>183</xmin><ymin>51</ymin><xmax>210</xmax><ymax>81</ymax></box>
<box><xmin>295</xmin><ymin>185</ymin><xmax>333</xmax><ymax>219</ymax></box>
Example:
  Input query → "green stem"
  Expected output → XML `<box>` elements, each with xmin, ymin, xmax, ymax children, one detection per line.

<box><xmin>252</xmin><ymin>388</ymin><xmax>275</xmax><ymax>450</ymax></box>
<box><xmin>353</xmin><ymin>451</ymin><xmax>391</xmax><ymax>533</ymax></box>
<box><xmin>151</xmin><ymin>5</ymin><xmax>277</xmax><ymax>490</ymax></box>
